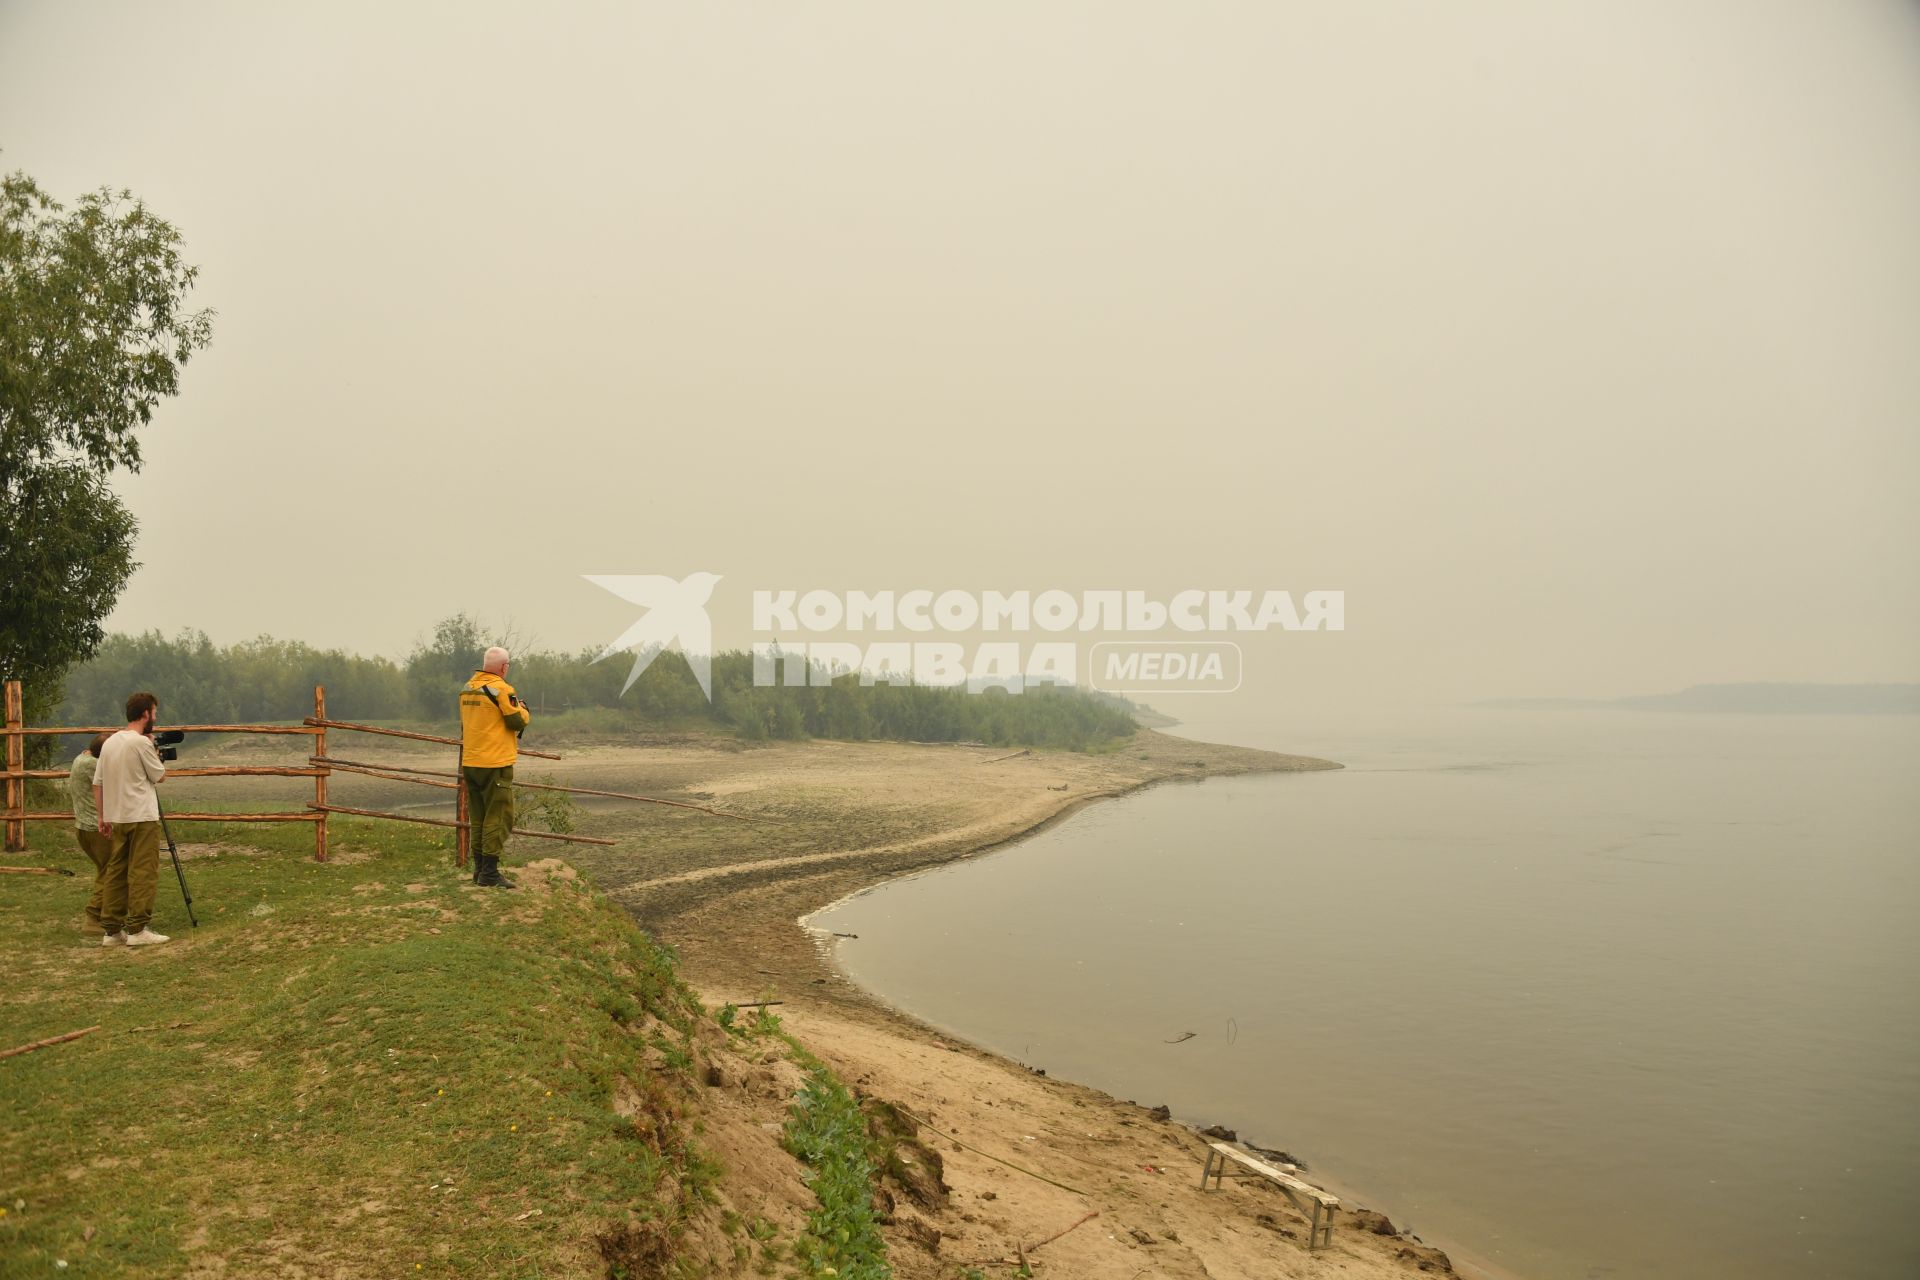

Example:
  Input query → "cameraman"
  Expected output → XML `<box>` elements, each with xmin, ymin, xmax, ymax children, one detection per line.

<box><xmin>93</xmin><ymin>691</ymin><xmax>171</xmax><ymax>948</ymax></box>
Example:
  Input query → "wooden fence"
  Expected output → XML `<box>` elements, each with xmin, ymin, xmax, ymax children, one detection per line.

<box><xmin>1</xmin><ymin>680</ymin><xmax>611</xmax><ymax>864</ymax></box>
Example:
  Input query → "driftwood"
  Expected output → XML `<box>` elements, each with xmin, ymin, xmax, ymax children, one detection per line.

<box><xmin>0</xmin><ymin>865</ymin><xmax>73</xmax><ymax>876</ymax></box>
<box><xmin>967</xmin><ymin>1210</ymin><xmax>1101</xmax><ymax>1267</ymax></box>
<box><xmin>980</xmin><ymin>749</ymin><xmax>1032</xmax><ymax>765</ymax></box>
<box><xmin>0</xmin><ymin>1025</ymin><xmax>100</xmax><ymax>1059</ymax></box>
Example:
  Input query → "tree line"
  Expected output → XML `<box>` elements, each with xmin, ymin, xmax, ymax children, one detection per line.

<box><xmin>51</xmin><ymin>615</ymin><xmax>1140</xmax><ymax>750</ymax></box>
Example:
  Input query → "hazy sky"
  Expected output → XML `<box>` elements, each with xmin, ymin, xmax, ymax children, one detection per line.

<box><xmin>4</xmin><ymin>1</ymin><xmax>1917</xmax><ymax>714</ymax></box>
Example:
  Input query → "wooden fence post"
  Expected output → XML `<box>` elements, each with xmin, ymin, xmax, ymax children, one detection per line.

<box><xmin>313</xmin><ymin>685</ymin><xmax>329</xmax><ymax>863</ymax></box>
<box><xmin>4</xmin><ymin>680</ymin><xmax>22</xmax><ymax>852</ymax></box>
<box><xmin>454</xmin><ymin>743</ymin><xmax>469</xmax><ymax>870</ymax></box>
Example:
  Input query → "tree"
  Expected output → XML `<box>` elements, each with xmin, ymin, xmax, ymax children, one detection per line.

<box><xmin>0</xmin><ymin>463</ymin><xmax>137</xmax><ymax>719</ymax></box>
<box><xmin>407</xmin><ymin>614</ymin><xmax>486</xmax><ymax>718</ymax></box>
<box><xmin>0</xmin><ymin>164</ymin><xmax>213</xmax><ymax>732</ymax></box>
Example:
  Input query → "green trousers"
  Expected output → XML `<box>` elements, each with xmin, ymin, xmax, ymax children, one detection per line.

<box><xmin>101</xmin><ymin>821</ymin><xmax>161</xmax><ymax>934</ymax></box>
<box><xmin>75</xmin><ymin>827</ymin><xmax>111</xmax><ymax>929</ymax></box>
<box><xmin>462</xmin><ymin>765</ymin><xmax>515</xmax><ymax>862</ymax></box>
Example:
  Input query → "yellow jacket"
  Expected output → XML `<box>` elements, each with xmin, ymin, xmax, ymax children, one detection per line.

<box><xmin>460</xmin><ymin>671</ymin><xmax>531</xmax><ymax>768</ymax></box>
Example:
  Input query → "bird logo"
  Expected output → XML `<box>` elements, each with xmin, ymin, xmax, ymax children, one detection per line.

<box><xmin>585</xmin><ymin>572</ymin><xmax>723</xmax><ymax>701</ymax></box>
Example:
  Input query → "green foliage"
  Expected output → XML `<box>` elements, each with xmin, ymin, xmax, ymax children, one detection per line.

<box><xmin>0</xmin><ymin>462</ymin><xmax>137</xmax><ymax>736</ymax></box>
<box><xmin>406</xmin><ymin>612</ymin><xmax>485</xmax><ymax>716</ymax></box>
<box><xmin>54</xmin><ymin>617</ymin><xmax>1140</xmax><ymax>751</ymax></box>
<box><xmin>0</xmin><ymin>162</ymin><xmax>213</xmax><ymax>749</ymax></box>
<box><xmin>703</xmin><ymin>659</ymin><xmax>1137</xmax><ymax>749</ymax></box>
<box><xmin>0</xmin><ymin>167</ymin><xmax>216</xmax><ymax>472</ymax></box>
<box><xmin>713</xmin><ymin>998</ymin><xmax>783</xmax><ymax>1043</ymax></box>
<box><xmin>54</xmin><ymin>628</ymin><xmax>409</xmax><ymax>724</ymax></box>
<box><xmin>515</xmin><ymin>774</ymin><xmax>579</xmax><ymax>834</ymax></box>
<box><xmin>782</xmin><ymin>1067</ymin><xmax>891</xmax><ymax>1280</ymax></box>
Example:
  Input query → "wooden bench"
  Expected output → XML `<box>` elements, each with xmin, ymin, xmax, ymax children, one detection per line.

<box><xmin>1199</xmin><ymin>1142</ymin><xmax>1339</xmax><ymax>1251</ymax></box>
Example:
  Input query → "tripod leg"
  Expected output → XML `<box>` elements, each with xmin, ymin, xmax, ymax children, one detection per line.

<box><xmin>158</xmin><ymin>809</ymin><xmax>197</xmax><ymax>928</ymax></box>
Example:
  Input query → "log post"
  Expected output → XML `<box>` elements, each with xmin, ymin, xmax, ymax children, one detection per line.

<box><xmin>4</xmin><ymin>680</ymin><xmax>23</xmax><ymax>852</ymax></box>
<box><xmin>312</xmin><ymin>685</ymin><xmax>329</xmax><ymax>863</ymax></box>
<box><xmin>453</xmin><ymin>726</ymin><xmax>469</xmax><ymax>871</ymax></box>
<box><xmin>454</xmin><ymin>765</ymin><xmax>469</xmax><ymax>870</ymax></box>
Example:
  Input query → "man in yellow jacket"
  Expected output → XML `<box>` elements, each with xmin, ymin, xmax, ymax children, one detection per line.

<box><xmin>459</xmin><ymin>646</ymin><xmax>531</xmax><ymax>889</ymax></box>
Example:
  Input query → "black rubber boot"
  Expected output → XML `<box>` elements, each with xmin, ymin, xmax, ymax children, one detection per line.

<box><xmin>476</xmin><ymin>854</ymin><xmax>517</xmax><ymax>890</ymax></box>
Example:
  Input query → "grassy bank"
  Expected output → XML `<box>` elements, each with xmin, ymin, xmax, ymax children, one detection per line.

<box><xmin>0</xmin><ymin>818</ymin><xmax>860</xmax><ymax>1278</ymax></box>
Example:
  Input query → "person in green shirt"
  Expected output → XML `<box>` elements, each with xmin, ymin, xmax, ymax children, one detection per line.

<box><xmin>68</xmin><ymin>734</ymin><xmax>111</xmax><ymax>933</ymax></box>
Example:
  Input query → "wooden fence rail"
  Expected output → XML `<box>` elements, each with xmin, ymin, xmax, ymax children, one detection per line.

<box><xmin>2</xmin><ymin>681</ymin><xmax>342</xmax><ymax>859</ymax></box>
<box><xmin>4</xmin><ymin>679</ymin><xmax>747</xmax><ymax>867</ymax></box>
<box><xmin>300</xmin><ymin>717</ymin><xmax>562</xmax><ymax>761</ymax></box>
<box><xmin>0</xmin><ymin>680</ymin><xmax>597</xmax><ymax>866</ymax></box>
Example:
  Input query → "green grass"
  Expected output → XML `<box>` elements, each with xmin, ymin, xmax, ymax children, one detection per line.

<box><xmin>0</xmin><ymin>819</ymin><xmax>714</xmax><ymax>1278</ymax></box>
<box><xmin>776</xmin><ymin>1031</ymin><xmax>891</xmax><ymax>1280</ymax></box>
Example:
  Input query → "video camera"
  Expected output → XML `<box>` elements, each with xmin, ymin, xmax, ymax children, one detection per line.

<box><xmin>152</xmin><ymin>728</ymin><xmax>186</xmax><ymax>762</ymax></box>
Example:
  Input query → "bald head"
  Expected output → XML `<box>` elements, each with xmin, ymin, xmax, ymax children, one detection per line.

<box><xmin>483</xmin><ymin>646</ymin><xmax>510</xmax><ymax>674</ymax></box>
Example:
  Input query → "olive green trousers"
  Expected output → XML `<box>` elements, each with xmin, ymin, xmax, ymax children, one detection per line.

<box><xmin>101</xmin><ymin>820</ymin><xmax>161</xmax><ymax>934</ymax></box>
<box><xmin>75</xmin><ymin>827</ymin><xmax>111</xmax><ymax>929</ymax></box>
<box><xmin>462</xmin><ymin>765</ymin><xmax>515</xmax><ymax>862</ymax></box>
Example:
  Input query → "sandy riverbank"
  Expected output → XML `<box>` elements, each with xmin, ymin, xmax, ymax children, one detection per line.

<box><xmin>557</xmin><ymin>729</ymin><xmax>1495</xmax><ymax>1280</ymax></box>
<box><xmin>180</xmin><ymin>726</ymin><xmax>1492</xmax><ymax>1278</ymax></box>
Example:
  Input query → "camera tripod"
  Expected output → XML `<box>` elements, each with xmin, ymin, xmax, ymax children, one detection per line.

<box><xmin>155</xmin><ymin>801</ymin><xmax>197</xmax><ymax>928</ymax></box>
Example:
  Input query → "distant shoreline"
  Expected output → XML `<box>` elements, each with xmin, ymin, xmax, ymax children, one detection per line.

<box><xmin>1477</xmin><ymin>680</ymin><xmax>1920</xmax><ymax>715</ymax></box>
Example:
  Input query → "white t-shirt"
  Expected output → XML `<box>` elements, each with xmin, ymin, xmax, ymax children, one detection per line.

<box><xmin>97</xmin><ymin>729</ymin><xmax>166</xmax><ymax>824</ymax></box>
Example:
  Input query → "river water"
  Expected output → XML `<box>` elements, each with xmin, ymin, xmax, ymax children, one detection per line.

<box><xmin>807</xmin><ymin>709</ymin><xmax>1920</xmax><ymax>1279</ymax></box>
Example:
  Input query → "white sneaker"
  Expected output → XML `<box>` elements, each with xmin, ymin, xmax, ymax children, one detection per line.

<box><xmin>101</xmin><ymin>932</ymin><xmax>126</xmax><ymax>947</ymax></box>
<box><xmin>125</xmin><ymin>929</ymin><xmax>171</xmax><ymax>947</ymax></box>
